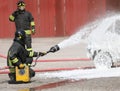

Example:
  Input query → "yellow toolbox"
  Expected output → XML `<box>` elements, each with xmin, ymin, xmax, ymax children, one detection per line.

<box><xmin>15</xmin><ymin>66</ymin><xmax>30</xmax><ymax>82</ymax></box>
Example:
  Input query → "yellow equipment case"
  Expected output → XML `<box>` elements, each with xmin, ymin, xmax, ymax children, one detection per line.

<box><xmin>15</xmin><ymin>65</ymin><xmax>30</xmax><ymax>82</ymax></box>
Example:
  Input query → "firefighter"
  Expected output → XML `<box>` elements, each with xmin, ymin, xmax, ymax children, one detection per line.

<box><xmin>7</xmin><ymin>30</ymin><xmax>45</xmax><ymax>83</ymax></box>
<box><xmin>9</xmin><ymin>0</ymin><xmax>35</xmax><ymax>62</ymax></box>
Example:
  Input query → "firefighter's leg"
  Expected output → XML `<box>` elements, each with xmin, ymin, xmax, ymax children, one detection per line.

<box><xmin>29</xmin><ymin>67</ymin><xmax>35</xmax><ymax>78</ymax></box>
<box><xmin>25</xmin><ymin>33</ymin><xmax>35</xmax><ymax>78</ymax></box>
<box><xmin>25</xmin><ymin>34</ymin><xmax>33</xmax><ymax>64</ymax></box>
<box><xmin>8</xmin><ymin>73</ymin><xmax>16</xmax><ymax>81</ymax></box>
<box><xmin>25</xmin><ymin>34</ymin><xmax>32</xmax><ymax>48</ymax></box>
<box><xmin>8</xmin><ymin>68</ymin><xmax>16</xmax><ymax>84</ymax></box>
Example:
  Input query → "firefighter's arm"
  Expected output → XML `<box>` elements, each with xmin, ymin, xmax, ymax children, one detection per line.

<box><xmin>31</xmin><ymin>21</ymin><xmax>35</xmax><ymax>34</ymax></box>
<box><xmin>9</xmin><ymin>50</ymin><xmax>20</xmax><ymax>66</ymax></box>
<box><xmin>10</xmin><ymin>57</ymin><xmax>24</xmax><ymax>69</ymax></box>
<box><xmin>9</xmin><ymin>12</ymin><xmax>16</xmax><ymax>22</ymax></box>
<box><xmin>9</xmin><ymin>50</ymin><xmax>24</xmax><ymax>69</ymax></box>
<box><xmin>9</xmin><ymin>45</ymin><xmax>25</xmax><ymax>68</ymax></box>
<box><xmin>27</xmin><ymin>50</ymin><xmax>46</xmax><ymax>57</ymax></box>
<box><xmin>29</xmin><ymin>12</ymin><xmax>36</xmax><ymax>34</ymax></box>
<box><xmin>33</xmin><ymin>52</ymin><xmax>46</xmax><ymax>57</ymax></box>
<box><xmin>25</xmin><ymin>51</ymin><xmax>46</xmax><ymax>65</ymax></box>
<box><xmin>9</xmin><ymin>14</ymin><xmax>15</xmax><ymax>22</ymax></box>
<box><xmin>9</xmin><ymin>11</ymin><xmax>18</xmax><ymax>22</ymax></box>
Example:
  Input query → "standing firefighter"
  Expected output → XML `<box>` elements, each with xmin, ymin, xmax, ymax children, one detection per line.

<box><xmin>9</xmin><ymin>0</ymin><xmax>35</xmax><ymax>57</ymax></box>
<box><xmin>7</xmin><ymin>30</ymin><xmax>45</xmax><ymax>83</ymax></box>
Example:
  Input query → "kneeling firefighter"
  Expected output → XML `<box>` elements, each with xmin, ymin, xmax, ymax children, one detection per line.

<box><xmin>7</xmin><ymin>30</ymin><xmax>46</xmax><ymax>83</ymax></box>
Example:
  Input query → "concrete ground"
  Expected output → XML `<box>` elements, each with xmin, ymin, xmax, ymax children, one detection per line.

<box><xmin>0</xmin><ymin>37</ymin><xmax>120</xmax><ymax>91</ymax></box>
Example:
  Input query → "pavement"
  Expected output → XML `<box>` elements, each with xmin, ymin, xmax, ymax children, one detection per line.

<box><xmin>0</xmin><ymin>37</ymin><xmax>120</xmax><ymax>91</ymax></box>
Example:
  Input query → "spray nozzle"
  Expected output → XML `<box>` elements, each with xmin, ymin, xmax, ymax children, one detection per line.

<box><xmin>48</xmin><ymin>45</ymin><xmax>60</xmax><ymax>53</ymax></box>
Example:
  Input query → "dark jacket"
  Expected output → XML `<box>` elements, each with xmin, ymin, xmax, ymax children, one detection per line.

<box><xmin>9</xmin><ymin>9</ymin><xmax>34</xmax><ymax>30</ymax></box>
<box><xmin>7</xmin><ymin>40</ymin><xmax>38</xmax><ymax>67</ymax></box>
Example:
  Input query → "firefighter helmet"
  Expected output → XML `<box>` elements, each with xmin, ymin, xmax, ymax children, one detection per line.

<box><xmin>17</xmin><ymin>0</ymin><xmax>26</xmax><ymax>7</ymax></box>
<box><xmin>15</xmin><ymin>30</ymin><xmax>26</xmax><ymax>43</ymax></box>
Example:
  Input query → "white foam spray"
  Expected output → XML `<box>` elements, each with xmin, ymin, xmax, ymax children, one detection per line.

<box><xmin>58</xmin><ymin>14</ymin><xmax>120</xmax><ymax>69</ymax></box>
<box><xmin>58</xmin><ymin>20</ymin><xmax>100</xmax><ymax>49</ymax></box>
<box><xmin>58</xmin><ymin>14</ymin><xmax>120</xmax><ymax>50</ymax></box>
<box><xmin>38</xmin><ymin>14</ymin><xmax>120</xmax><ymax>80</ymax></box>
<box><xmin>38</xmin><ymin>67</ymin><xmax>120</xmax><ymax>80</ymax></box>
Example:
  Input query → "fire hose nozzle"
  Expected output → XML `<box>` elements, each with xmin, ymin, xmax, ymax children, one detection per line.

<box><xmin>48</xmin><ymin>45</ymin><xmax>60</xmax><ymax>53</ymax></box>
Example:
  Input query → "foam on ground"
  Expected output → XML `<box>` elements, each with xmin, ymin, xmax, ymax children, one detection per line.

<box><xmin>38</xmin><ymin>67</ymin><xmax>120</xmax><ymax>80</ymax></box>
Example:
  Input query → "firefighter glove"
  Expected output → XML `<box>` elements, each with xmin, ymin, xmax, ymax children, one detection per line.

<box><xmin>38</xmin><ymin>52</ymin><xmax>46</xmax><ymax>56</ymax></box>
<box><xmin>31</xmin><ymin>28</ymin><xmax>35</xmax><ymax>35</ymax></box>
<box><xmin>27</xmin><ymin>63</ymin><xmax>31</xmax><ymax>66</ymax></box>
<box><xmin>49</xmin><ymin>45</ymin><xmax>60</xmax><ymax>53</ymax></box>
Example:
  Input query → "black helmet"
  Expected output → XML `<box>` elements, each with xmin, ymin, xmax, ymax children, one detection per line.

<box><xmin>17</xmin><ymin>0</ymin><xmax>25</xmax><ymax>7</ymax></box>
<box><xmin>14</xmin><ymin>30</ymin><xmax>26</xmax><ymax>43</ymax></box>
